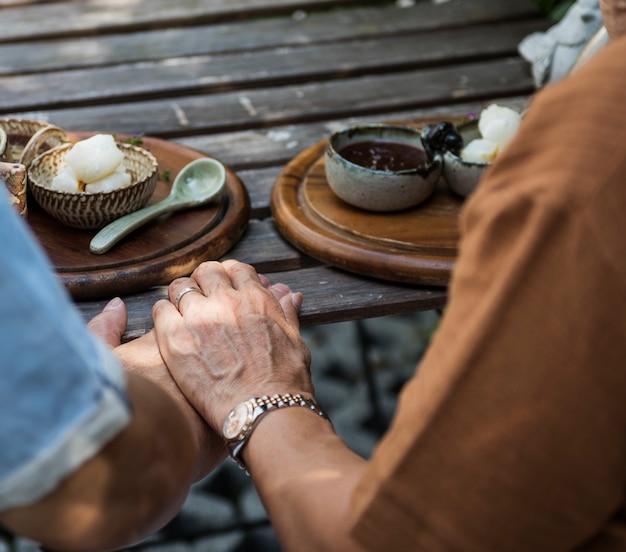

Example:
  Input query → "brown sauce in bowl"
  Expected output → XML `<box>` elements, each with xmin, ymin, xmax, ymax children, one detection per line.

<box><xmin>338</xmin><ymin>140</ymin><xmax>428</xmax><ymax>172</ymax></box>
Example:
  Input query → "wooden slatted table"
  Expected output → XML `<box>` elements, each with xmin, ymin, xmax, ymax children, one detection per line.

<box><xmin>0</xmin><ymin>0</ymin><xmax>549</xmax><ymax>339</ymax></box>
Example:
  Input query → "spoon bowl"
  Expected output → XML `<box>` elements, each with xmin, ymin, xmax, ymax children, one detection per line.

<box><xmin>90</xmin><ymin>157</ymin><xmax>227</xmax><ymax>254</ymax></box>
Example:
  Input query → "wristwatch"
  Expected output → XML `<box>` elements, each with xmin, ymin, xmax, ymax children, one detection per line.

<box><xmin>222</xmin><ymin>392</ymin><xmax>331</xmax><ymax>473</ymax></box>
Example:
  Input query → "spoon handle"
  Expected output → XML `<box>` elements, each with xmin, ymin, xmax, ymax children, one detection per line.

<box><xmin>90</xmin><ymin>200</ymin><xmax>174</xmax><ymax>254</ymax></box>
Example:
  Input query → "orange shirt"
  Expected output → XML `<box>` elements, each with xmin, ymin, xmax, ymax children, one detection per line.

<box><xmin>350</xmin><ymin>35</ymin><xmax>626</xmax><ymax>551</ymax></box>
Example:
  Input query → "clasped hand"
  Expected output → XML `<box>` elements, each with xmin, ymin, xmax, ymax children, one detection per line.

<box><xmin>152</xmin><ymin>260</ymin><xmax>314</xmax><ymax>432</ymax></box>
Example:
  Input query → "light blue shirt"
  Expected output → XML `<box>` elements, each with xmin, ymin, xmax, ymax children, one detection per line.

<box><xmin>0</xmin><ymin>191</ymin><xmax>130</xmax><ymax>510</ymax></box>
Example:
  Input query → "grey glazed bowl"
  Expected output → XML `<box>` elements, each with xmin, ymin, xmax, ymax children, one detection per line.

<box><xmin>324</xmin><ymin>124</ymin><xmax>441</xmax><ymax>212</ymax></box>
<box><xmin>28</xmin><ymin>142</ymin><xmax>158</xmax><ymax>229</ymax></box>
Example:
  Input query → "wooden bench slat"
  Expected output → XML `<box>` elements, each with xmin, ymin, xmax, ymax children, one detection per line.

<box><xmin>0</xmin><ymin>0</ymin><xmax>386</xmax><ymax>42</ymax></box>
<box><xmin>0</xmin><ymin>1</ymin><xmax>543</xmax><ymax>73</ymax></box>
<box><xmin>5</xmin><ymin>58</ymin><xmax>534</xmax><ymax>134</ymax></box>
<box><xmin>75</xmin><ymin>264</ymin><xmax>447</xmax><ymax>340</ymax></box>
<box><xmin>223</xmin><ymin>218</ymin><xmax>316</xmax><ymax>272</ymax></box>
<box><xmin>265</xmin><ymin>265</ymin><xmax>448</xmax><ymax>326</ymax></box>
<box><xmin>0</xmin><ymin>20</ymin><xmax>543</xmax><ymax>112</ymax></box>
<box><xmin>0</xmin><ymin>0</ymin><xmax>540</xmax><ymax>44</ymax></box>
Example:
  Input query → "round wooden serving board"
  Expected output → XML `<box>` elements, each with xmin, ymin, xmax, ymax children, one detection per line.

<box><xmin>271</xmin><ymin>124</ymin><xmax>465</xmax><ymax>286</ymax></box>
<box><xmin>28</xmin><ymin>133</ymin><xmax>250</xmax><ymax>300</ymax></box>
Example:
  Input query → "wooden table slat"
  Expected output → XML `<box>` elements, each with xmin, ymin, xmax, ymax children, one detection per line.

<box><xmin>0</xmin><ymin>0</ymin><xmax>391</xmax><ymax>42</ymax></box>
<box><xmin>0</xmin><ymin>0</ymin><xmax>541</xmax><ymax>44</ymax></box>
<box><xmin>4</xmin><ymin>58</ymin><xmax>534</xmax><ymax>135</ymax></box>
<box><xmin>0</xmin><ymin>20</ymin><xmax>544</xmax><ymax>112</ymax></box>
<box><xmin>76</xmin><ymin>264</ymin><xmax>448</xmax><ymax>340</ymax></box>
<box><xmin>0</xmin><ymin>3</ymin><xmax>545</xmax><ymax>75</ymax></box>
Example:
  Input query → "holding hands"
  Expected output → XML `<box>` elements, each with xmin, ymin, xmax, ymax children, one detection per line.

<box><xmin>87</xmin><ymin>297</ymin><xmax>226</xmax><ymax>481</ymax></box>
<box><xmin>152</xmin><ymin>261</ymin><xmax>363</xmax><ymax>552</ymax></box>
<box><xmin>152</xmin><ymin>260</ymin><xmax>314</xmax><ymax>433</ymax></box>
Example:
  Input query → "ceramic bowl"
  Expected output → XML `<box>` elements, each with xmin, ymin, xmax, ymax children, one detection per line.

<box><xmin>421</xmin><ymin>120</ymin><xmax>490</xmax><ymax>198</ymax></box>
<box><xmin>443</xmin><ymin>120</ymin><xmax>491</xmax><ymax>197</ymax></box>
<box><xmin>28</xmin><ymin>142</ymin><xmax>158</xmax><ymax>229</ymax></box>
<box><xmin>324</xmin><ymin>124</ymin><xmax>441</xmax><ymax>212</ymax></box>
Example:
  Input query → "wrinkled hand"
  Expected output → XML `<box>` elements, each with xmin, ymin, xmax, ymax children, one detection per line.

<box><xmin>87</xmin><ymin>297</ymin><xmax>226</xmax><ymax>480</ymax></box>
<box><xmin>600</xmin><ymin>0</ymin><xmax>626</xmax><ymax>39</ymax></box>
<box><xmin>151</xmin><ymin>260</ymin><xmax>313</xmax><ymax>432</ymax></box>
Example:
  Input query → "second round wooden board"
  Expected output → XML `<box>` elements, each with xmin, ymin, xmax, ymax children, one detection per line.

<box><xmin>271</xmin><ymin>126</ymin><xmax>465</xmax><ymax>286</ymax></box>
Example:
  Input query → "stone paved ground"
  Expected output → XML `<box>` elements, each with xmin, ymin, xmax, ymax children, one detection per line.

<box><xmin>6</xmin><ymin>310</ymin><xmax>439</xmax><ymax>552</ymax></box>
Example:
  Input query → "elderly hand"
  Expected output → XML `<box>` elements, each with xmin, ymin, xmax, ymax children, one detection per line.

<box><xmin>600</xmin><ymin>0</ymin><xmax>626</xmax><ymax>39</ymax></box>
<box><xmin>151</xmin><ymin>260</ymin><xmax>313</xmax><ymax>432</ymax></box>
<box><xmin>87</xmin><ymin>297</ymin><xmax>226</xmax><ymax>480</ymax></box>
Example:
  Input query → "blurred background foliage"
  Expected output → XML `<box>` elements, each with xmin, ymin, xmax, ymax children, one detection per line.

<box><xmin>533</xmin><ymin>0</ymin><xmax>577</xmax><ymax>20</ymax></box>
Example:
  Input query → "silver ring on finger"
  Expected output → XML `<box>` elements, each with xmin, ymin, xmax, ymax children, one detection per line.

<box><xmin>174</xmin><ymin>286</ymin><xmax>203</xmax><ymax>311</ymax></box>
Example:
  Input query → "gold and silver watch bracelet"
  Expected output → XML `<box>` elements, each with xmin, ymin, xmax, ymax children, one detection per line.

<box><xmin>223</xmin><ymin>392</ymin><xmax>332</xmax><ymax>473</ymax></box>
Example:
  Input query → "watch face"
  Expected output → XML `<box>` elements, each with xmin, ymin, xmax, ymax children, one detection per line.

<box><xmin>223</xmin><ymin>402</ymin><xmax>251</xmax><ymax>440</ymax></box>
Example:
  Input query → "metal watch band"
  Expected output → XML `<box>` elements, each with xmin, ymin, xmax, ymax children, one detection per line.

<box><xmin>225</xmin><ymin>392</ymin><xmax>331</xmax><ymax>473</ymax></box>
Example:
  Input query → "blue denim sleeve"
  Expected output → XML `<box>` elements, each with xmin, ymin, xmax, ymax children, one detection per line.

<box><xmin>0</xmin><ymin>192</ymin><xmax>131</xmax><ymax>510</ymax></box>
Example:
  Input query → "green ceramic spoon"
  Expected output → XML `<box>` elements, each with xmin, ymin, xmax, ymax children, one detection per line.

<box><xmin>90</xmin><ymin>157</ymin><xmax>226</xmax><ymax>254</ymax></box>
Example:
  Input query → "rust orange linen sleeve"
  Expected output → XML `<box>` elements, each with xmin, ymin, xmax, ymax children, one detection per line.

<box><xmin>349</xmin><ymin>36</ymin><xmax>626</xmax><ymax>552</ymax></box>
